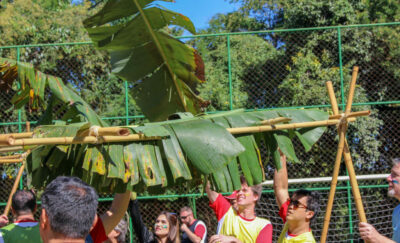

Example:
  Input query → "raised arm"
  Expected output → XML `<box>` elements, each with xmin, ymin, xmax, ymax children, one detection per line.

<box><xmin>129</xmin><ymin>199</ymin><xmax>155</xmax><ymax>243</ymax></box>
<box><xmin>100</xmin><ymin>190</ymin><xmax>131</xmax><ymax>234</ymax></box>
<box><xmin>273</xmin><ymin>149</ymin><xmax>290</xmax><ymax>208</ymax></box>
<box><xmin>206</xmin><ymin>180</ymin><xmax>219</xmax><ymax>203</ymax></box>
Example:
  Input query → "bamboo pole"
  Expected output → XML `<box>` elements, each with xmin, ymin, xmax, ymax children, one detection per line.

<box><xmin>0</xmin><ymin>135</ymin><xmax>15</xmax><ymax>146</ymax></box>
<box><xmin>329</xmin><ymin>110</ymin><xmax>370</xmax><ymax>120</ymax></box>
<box><xmin>8</xmin><ymin>132</ymin><xmax>33</xmax><ymax>139</ymax></box>
<box><xmin>3</xmin><ymin>163</ymin><xmax>24</xmax><ymax>216</ymax></box>
<box><xmin>0</xmin><ymin>159</ymin><xmax>23</xmax><ymax>164</ymax></box>
<box><xmin>321</xmin><ymin>67</ymin><xmax>366</xmax><ymax>243</ymax></box>
<box><xmin>258</xmin><ymin>117</ymin><xmax>292</xmax><ymax>125</ymax></box>
<box><xmin>0</xmin><ymin>146</ymin><xmax>24</xmax><ymax>153</ymax></box>
<box><xmin>0</xmin><ymin>117</ymin><xmax>368</xmax><ymax>147</ymax></box>
<box><xmin>0</xmin><ymin>155</ymin><xmax>22</xmax><ymax>159</ymax></box>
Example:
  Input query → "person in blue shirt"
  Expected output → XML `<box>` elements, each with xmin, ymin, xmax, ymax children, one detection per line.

<box><xmin>359</xmin><ymin>158</ymin><xmax>400</xmax><ymax>243</ymax></box>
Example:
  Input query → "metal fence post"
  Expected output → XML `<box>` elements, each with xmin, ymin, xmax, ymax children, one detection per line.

<box><xmin>337</xmin><ymin>27</ymin><xmax>345</xmax><ymax>111</ymax></box>
<box><xmin>227</xmin><ymin>34</ymin><xmax>233</xmax><ymax>110</ymax></box>
<box><xmin>125</xmin><ymin>80</ymin><xmax>129</xmax><ymax>125</ymax></box>
<box><xmin>16</xmin><ymin>47</ymin><xmax>24</xmax><ymax>190</ymax></box>
<box><xmin>192</xmin><ymin>196</ymin><xmax>197</xmax><ymax>218</ymax></box>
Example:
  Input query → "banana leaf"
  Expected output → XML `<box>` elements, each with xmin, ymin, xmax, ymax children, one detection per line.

<box><xmin>23</xmin><ymin>109</ymin><xmax>328</xmax><ymax>193</ymax></box>
<box><xmin>83</xmin><ymin>0</ymin><xmax>208</xmax><ymax>121</ymax></box>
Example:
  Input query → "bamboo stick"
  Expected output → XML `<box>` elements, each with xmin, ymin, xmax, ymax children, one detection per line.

<box><xmin>346</xmin><ymin>66</ymin><xmax>359</xmax><ymax>114</ymax></box>
<box><xmin>8</xmin><ymin>132</ymin><xmax>33</xmax><ymax>139</ymax></box>
<box><xmin>227</xmin><ymin>118</ymin><xmax>357</xmax><ymax>135</ymax></box>
<box><xmin>0</xmin><ymin>159</ymin><xmax>23</xmax><ymax>164</ymax></box>
<box><xmin>3</xmin><ymin>163</ymin><xmax>25</xmax><ymax>216</ymax></box>
<box><xmin>329</xmin><ymin>110</ymin><xmax>370</xmax><ymax>120</ymax></box>
<box><xmin>0</xmin><ymin>135</ymin><xmax>15</xmax><ymax>146</ymax></box>
<box><xmin>326</xmin><ymin>81</ymin><xmax>339</xmax><ymax>115</ymax></box>
<box><xmin>258</xmin><ymin>117</ymin><xmax>292</xmax><ymax>125</ymax></box>
<box><xmin>0</xmin><ymin>146</ymin><xmax>24</xmax><ymax>153</ymax></box>
<box><xmin>0</xmin><ymin>117</ymin><xmax>366</xmax><ymax>147</ymax></box>
<box><xmin>0</xmin><ymin>154</ymin><xmax>22</xmax><ymax>159</ymax></box>
<box><xmin>89</xmin><ymin>127</ymin><xmax>131</xmax><ymax>136</ymax></box>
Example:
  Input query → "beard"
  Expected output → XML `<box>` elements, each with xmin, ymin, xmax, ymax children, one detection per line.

<box><xmin>388</xmin><ymin>188</ymin><xmax>396</xmax><ymax>197</ymax></box>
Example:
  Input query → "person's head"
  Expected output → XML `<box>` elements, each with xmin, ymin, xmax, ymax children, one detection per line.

<box><xmin>237</xmin><ymin>176</ymin><xmax>262</xmax><ymax>209</ymax></box>
<box><xmin>286</xmin><ymin>189</ymin><xmax>320</xmax><ymax>226</ymax></box>
<box><xmin>224</xmin><ymin>191</ymin><xmax>238</xmax><ymax>211</ymax></box>
<box><xmin>180</xmin><ymin>206</ymin><xmax>195</xmax><ymax>226</ymax></box>
<box><xmin>39</xmin><ymin>176</ymin><xmax>99</xmax><ymax>242</ymax></box>
<box><xmin>387</xmin><ymin>158</ymin><xmax>400</xmax><ymax>200</ymax></box>
<box><xmin>106</xmin><ymin>219</ymin><xmax>128</xmax><ymax>243</ymax></box>
<box><xmin>11</xmin><ymin>190</ymin><xmax>36</xmax><ymax>217</ymax></box>
<box><xmin>154</xmin><ymin>211</ymin><xmax>180</xmax><ymax>243</ymax></box>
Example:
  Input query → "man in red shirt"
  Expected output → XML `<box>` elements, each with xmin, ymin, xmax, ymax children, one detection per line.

<box><xmin>180</xmin><ymin>206</ymin><xmax>207</xmax><ymax>243</ymax></box>
<box><xmin>207</xmin><ymin>177</ymin><xmax>272</xmax><ymax>243</ymax></box>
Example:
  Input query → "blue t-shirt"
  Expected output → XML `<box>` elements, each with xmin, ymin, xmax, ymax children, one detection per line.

<box><xmin>393</xmin><ymin>204</ymin><xmax>400</xmax><ymax>242</ymax></box>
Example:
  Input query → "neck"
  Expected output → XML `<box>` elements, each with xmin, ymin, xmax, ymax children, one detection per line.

<box><xmin>42</xmin><ymin>232</ymin><xmax>85</xmax><ymax>243</ymax></box>
<box><xmin>157</xmin><ymin>237</ymin><xmax>168</xmax><ymax>243</ymax></box>
<box><xmin>238</xmin><ymin>205</ymin><xmax>256</xmax><ymax>219</ymax></box>
<box><xmin>287</xmin><ymin>221</ymin><xmax>310</xmax><ymax>236</ymax></box>
<box><xmin>14</xmin><ymin>213</ymin><xmax>35</xmax><ymax>222</ymax></box>
<box><xmin>188</xmin><ymin>218</ymin><xmax>196</xmax><ymax>225</ymax></box>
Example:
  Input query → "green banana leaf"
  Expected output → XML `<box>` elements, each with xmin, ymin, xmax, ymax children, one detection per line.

<box><xmin>84</xmin><ymin>0</ymin><xmax>208</xmax><ymax>121</ymax></box>
<box><xmin>23</xmin><ymin>109</ymin><xmax>328</xmax><ymax>193</ymax></box>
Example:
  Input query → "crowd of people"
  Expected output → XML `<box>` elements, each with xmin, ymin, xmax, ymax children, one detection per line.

<box><xmin>0</xmin><ymin>153</ymin><xmax>399</xmax><ymax>242</ymax></box>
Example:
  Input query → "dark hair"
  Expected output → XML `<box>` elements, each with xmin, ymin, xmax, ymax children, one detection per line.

<box><xmin>156</xmin><ymin>211</ymin><xmax>180</xmax><ymax>243</ymax></box>
<box><xmin>114</xmin><ymin>219</ymin><xmax>128</xmax><ymax>243</ymax></box>
<box><xmin>41</xmin><ymin>176</ymin><xmax>98</xmax><ymax>239</ymax></box>
<box><xmin>293</xmin><ymin>189</ymin><xmax>320</xmax><ymax>223</ymax></box>
<box><xmin>12</xmin><ymin>190</ymin><xmax>36</xmax><ymax>215</ymax></box>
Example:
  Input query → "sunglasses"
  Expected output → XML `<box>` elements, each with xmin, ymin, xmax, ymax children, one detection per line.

<box><xmin>389</xmin><ymin>179</ymin><xmax>400</xmax><ymax>185</ymax></box>
<box><xmin>180</xmin><ymin>213</ymin><xmax>192</xmax><ymax>220</ymax></box>
<box><xmin>289</xmin><ymin>199</ymin><xmax>308</xmax><ymax>210</ymax></box>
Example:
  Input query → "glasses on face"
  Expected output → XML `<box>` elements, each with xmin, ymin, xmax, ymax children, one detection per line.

<box><xmin>389</xmin><ymin>179</ymin><xmax>400</xmax><ymax>185</ymax></box>
<box><xmin>180</xmin><ymin>215</ymin><xmax>189</xmax><ymax>220</ymax></box>
<box><xmin>289</xmin><ymin>199</ymin><xmax>308</xmax><ymax>210</ymax></box>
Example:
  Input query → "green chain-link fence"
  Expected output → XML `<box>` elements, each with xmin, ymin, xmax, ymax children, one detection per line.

<box><xmin>1</xmin><ymin>22</ymin><xmax>400</xmax><ymax>242</ymax></box>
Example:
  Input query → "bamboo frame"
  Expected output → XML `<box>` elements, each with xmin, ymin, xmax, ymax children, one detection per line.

<box><xmin>320</xmin><ymin>67</ymin><xmax>367</xmax><ymax>243</ymax></box>
<box><xmin>0</xmin><ymin>116</ymin><xmax>368</xmax><ymax>150</ymax></box>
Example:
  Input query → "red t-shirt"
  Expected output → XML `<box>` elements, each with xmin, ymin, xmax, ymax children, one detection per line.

<box><xmin>191</xmin><ymin>220</ymin><xmax>206</xmax><ymax>239</ymax></box>
<box><xmin>279</xmin><ymin>199</ymin><xmax>290</xmax><ymax>223</ymax></box>
<box><xmin>88</xmin><ymin>217</ymin><xmax>108</xmax><ymax>243</ymax></box>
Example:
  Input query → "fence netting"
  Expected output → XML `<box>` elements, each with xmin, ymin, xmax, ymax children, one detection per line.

<box><xmin>1</xmin><ymin>23</ymin><xmax>399</xmax><ymax>242</ymax></box>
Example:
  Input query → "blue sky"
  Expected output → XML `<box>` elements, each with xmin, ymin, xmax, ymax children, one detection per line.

<box><xmin>158</xmin><ymin>0</ymin><xmax>241</xmax><ymax>30</ymax></box>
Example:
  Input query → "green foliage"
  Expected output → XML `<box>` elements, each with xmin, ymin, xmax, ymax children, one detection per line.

<box><xmin>83</xmin><ymin>0</ymin><xmax>208</xmax><ymax>122</ymax></box>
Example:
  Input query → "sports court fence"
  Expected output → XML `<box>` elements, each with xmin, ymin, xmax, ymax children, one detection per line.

<box><xmin>1</xmin><ymin>22</ymin><xmax>400</xmax><ymax>242</ymax></box>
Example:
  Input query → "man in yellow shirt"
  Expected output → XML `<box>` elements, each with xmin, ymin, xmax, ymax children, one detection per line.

<box><xmin>274</xmin><ymin>150</ymin><xmax>320</xmax><ymax>243</ymax></box>
<box><xmin>207</xmin><ymin>176</ymin><xmax>272</xmax><ymax>243</ymax></box>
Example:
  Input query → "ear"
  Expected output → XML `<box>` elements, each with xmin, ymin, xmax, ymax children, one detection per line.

<box><xmin>305</xmin><ymin>210</ymin><xmax>315</xmax><ymax>221</ymax></box>
<box><xmin>90</xmin><ymin>214</ymin><xmax>98</xmax><ymax>231</ymax></box>
<box><xmin>40</xmin><ymin>208</ymin><xmax>48</xmax><ymax>230</ymax></box>
<box><xmin>253</xmin><ymin>193</ymin><xmax>259</xmax><ymax>202</ymax></box>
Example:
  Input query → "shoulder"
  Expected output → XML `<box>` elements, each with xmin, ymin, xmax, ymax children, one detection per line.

<box><xmin>255</xmin><ymin>216</ymin><xmax>272</xmax><ymax>226</ymax></box>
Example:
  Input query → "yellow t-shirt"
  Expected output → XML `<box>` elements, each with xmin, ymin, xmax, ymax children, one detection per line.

<box><xmin>210</xmin><ymin>194</ymin><xmax>272</xmax><ymax>243</ymax></box>
<box><xmin>277</xmin><ymin>223</ymin><xmax>316</xmax><ymax>243</ymax></box>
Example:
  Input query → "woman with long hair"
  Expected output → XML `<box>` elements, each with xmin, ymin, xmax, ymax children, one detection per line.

<box><xmin>130</xmin><ymin>199</ymin><xmax>180</xmax><ymax>243</ymax></box>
